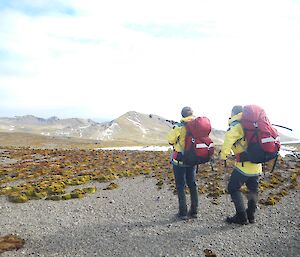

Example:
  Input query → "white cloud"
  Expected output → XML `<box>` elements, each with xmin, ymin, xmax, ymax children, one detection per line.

<box><xmin>0</xmin><ymin>0</ymin><xmax>300</xmax><ymax>137</ymax></box>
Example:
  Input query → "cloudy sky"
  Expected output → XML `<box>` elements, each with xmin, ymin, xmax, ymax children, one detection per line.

<box><xmin>0</xmin><ymin>0</ymin><xmax>299</xmax><ymax>137</ymax></box>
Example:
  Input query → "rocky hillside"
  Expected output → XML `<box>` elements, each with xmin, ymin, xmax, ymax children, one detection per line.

<box><xmin>0</xmin><ymin>112</ymin><xmax>295</xmax><ymax>146</ymax></box>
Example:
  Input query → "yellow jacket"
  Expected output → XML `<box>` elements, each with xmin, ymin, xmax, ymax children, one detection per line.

<box><xmin>167</xmin><ymin>116</ymin><xmax>194</xmax><ymax>153</ymax></box>
<box><xmin>220</xmin><ymin>113</ymin><xmax>262</xmax><ymax>175</ymax></box>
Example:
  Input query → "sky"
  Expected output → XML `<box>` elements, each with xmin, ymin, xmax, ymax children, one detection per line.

<box><xmin>0</xmin><ymin>0</ymin><xmax>299</xmax><ymax>138</ymax></box>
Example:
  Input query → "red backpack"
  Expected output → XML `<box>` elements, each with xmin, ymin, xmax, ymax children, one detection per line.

<box><xmin>182</xmin><ymin>117</ymin><xmax>214</xmax><ymax>165</ymax></box>
<box><xmin>238</xmin><ymin>105</ymin><xmax>280</xmax><ymax>163</ymax></box>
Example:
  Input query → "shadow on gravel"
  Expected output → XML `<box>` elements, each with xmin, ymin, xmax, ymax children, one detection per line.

<box><xmin>262</xmin><ymin>230</ymin><xmax>300</xmax><ymax>257</ymax></box>
<box><xmin>25</xmin><ymin>216</ymin><xmax>235</xmax><ymax>256</ymax></box>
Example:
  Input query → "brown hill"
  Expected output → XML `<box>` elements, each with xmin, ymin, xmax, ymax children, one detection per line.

<box><xmin>0</xmin><ymin>112</ymin><xmax>296</xmax><ymax>147</ymax></box>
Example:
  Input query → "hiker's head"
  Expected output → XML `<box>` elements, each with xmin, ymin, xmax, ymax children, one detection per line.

<box><xmin>231</xmin><ymin>105</ymin><xmax>243</xmax><ymax>117</ymax></box>
<box><xmin>181</xmin><ymin>106</ymin><xmax>193</xmax><ymax>118</ymax></box>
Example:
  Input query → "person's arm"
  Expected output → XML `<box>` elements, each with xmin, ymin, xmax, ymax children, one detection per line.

<box><xmin>220</xmin><ymin>124</ymin><xmax>243</xmax><ymax>160</ymax></box>
<box><xmin>167</xmin><ymin>126</ymin><xmax>180</xmax><ymax>145</ymax></box>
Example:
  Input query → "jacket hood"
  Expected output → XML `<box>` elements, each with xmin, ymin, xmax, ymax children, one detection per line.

<box><xmin>228</xmin><ymin>112</ymin><xmax>242</xmax><ymax>126</ymax></box>
<box><xmin>180</xmin><ymin>115</ymin><xmax>194</xmax><ymax>123</ymax></box>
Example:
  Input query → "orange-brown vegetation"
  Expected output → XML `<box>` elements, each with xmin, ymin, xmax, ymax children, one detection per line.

<box><xmin>0</xmin><ymin>234</ymin><xmax>25</xmax><ymax>254</ymax></box>
<box><xmin>0</xmin><ymin>147</ymin><xmax>299</xmax><ymax>206</ymax></box>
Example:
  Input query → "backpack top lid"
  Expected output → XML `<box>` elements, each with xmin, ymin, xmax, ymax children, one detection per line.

<box><xmin>185</xmin><ymin>116</ymin><xmax>211</xmax><ymax>138</ymax></box>
<box><xmin>241</xmin><ymin>105</ymin><xmax>269</xmax><ymax>129</ymax></box>
<box><xmin>241</xmin><ymin>105</ymin><xmax>280</xmax><ymax>143</ymax></box>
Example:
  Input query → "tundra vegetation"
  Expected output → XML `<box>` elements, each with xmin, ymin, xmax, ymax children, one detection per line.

<box><xmin>0</xmin><ymin>147</ymin><xmax>299</xmax><ymax>205</ymax></box>
<box><xmin>0</xmin><ymin>145</ymin><xmax>299</xmax><ymax>254</ymax></box>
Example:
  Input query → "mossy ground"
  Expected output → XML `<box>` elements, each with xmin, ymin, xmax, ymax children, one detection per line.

<box><xmin>0</xmin><ymin>147</ymin><xmax>299</xmax><ymax>206</ymax></box>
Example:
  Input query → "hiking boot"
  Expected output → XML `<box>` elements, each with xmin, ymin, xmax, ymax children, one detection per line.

<box><xmin>188</xmin><ymin>210</ymin><xmax>198</xmax><ymax>219</ymax></box>
<box><xmin>176</xmin><ymin>212</ymin><xmax>188</xmax><ymax>220</ymax></box>
<box><xmin>226</xmin><ymin>212</ymin><xmax>248</xmax><ymax>225</ymax></box>
<box><xmin>246</xmin><ymin>209</ymin><xmax>255</xmax><ymax>224</ymax></box>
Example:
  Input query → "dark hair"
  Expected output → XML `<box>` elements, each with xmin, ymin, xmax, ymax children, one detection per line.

<box><xmin>231</xmin><ymin>105</ymin><xmax>243</xmax><ymax>115</ymax></box>
<box><xmin>181</xmin><ymin>106</ymin><xmax>193</xmax><ymax>117</ymax></box>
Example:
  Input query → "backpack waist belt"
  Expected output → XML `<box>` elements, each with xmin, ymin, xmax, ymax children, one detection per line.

<box><xmin>236</xmin><ymin>152</ymin><xmax>249</xmax><ymax>163</ymax></box>
<box><xmin>172</xmin><ymin>159</ymin><xmax>184</xmax><ymax>165</ymax></box>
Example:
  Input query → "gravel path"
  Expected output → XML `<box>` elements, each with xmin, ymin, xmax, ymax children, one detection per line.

<box><xmin>0</xmin><ymin>176</ymin><xmax>299</xmax><ymax>257</ymax></box>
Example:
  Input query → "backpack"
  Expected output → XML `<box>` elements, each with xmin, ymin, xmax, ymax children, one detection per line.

<box><xmin>182</xmin><ymin>117</ymin><xmax>214</xmax><ymax>166</ymax></box>
<box><xmin>238</xmin><ymin>105</ymin><xmax>280</xmax><ymax>163</ymax></box>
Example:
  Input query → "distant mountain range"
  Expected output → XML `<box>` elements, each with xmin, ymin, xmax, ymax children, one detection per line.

<box><xmin>0</xmin><ymin>112</ymin><xmax>295</xmax><ymax>146</ymax></box>
<box><xmin>0</xmin><ymin>112</ymin><xmax>226</xmax><ymax>145</ymax></box>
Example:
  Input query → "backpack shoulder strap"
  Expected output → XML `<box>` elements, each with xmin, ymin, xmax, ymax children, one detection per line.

<box><xmin>229</xmin><ymin>120</ymin><xmax>246</xmax><ymax>150</ymax></box>
<box><xmin>230</xmin><ymin>120</ymin><xmax>240</xmax><ymax>127</ymax></box>
<box><xmin>176</xmin><ymin>122</ymin><xmax>185</xmax><ymax>127</ymax></box>
<box><xmin>174</xmin><ymin>122</ymin><xmax>186</xmax><ymax>150</ymax></box>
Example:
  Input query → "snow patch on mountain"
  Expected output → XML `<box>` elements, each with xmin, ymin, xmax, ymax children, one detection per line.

<box><xmin>99</xmin><ymin>146</ymin><xmax>172</xmax><ymax>151</ymax></box>
<box><xmin>98</xmin><ymin>122</ymin><xmax>120</xmax><ymax>140</ymax></box>
<box><xmin>55</xmin><ymin>131</ymin><xmax>71</xmax><ymax>136</ymax></box>
<box><xmin>79</xmin><ymin>125</ymin><xmax>91</xmax><ymax>129</ymax></box>
<box><xmin>280</xmin><ymin>144</ymin><xmax>299</xmax><ymax>157</ymax></box>
<box><xmin>126</xmin><ymin>117</ymin><xmax>149</xmax><ymax>134</ymax></box>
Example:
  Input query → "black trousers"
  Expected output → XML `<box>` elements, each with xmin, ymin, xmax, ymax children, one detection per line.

<box><xmin>228</xmin><ymin>168</ymin><xmax>259</xmax><ymax>213</ymax></box>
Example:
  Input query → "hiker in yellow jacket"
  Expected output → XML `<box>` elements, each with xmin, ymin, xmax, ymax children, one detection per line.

<box><xmin>220</xmin><ymin>105</ymin><xmax>262</xmax><ymax>224</ymax></box>
<box><xmin>167</xmin><ymin>107</ymin><xmax>198</xmax><ymax>220</ymax></box>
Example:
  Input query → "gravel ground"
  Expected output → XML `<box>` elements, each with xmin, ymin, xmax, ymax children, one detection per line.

<box><xmin>0</xmin><ymin>176</ymin><xmax>299</xmax><ymax>257</ymax></box>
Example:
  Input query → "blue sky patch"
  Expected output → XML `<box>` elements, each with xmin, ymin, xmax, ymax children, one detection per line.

<box><xmin>0</xmin><ymin>49</ymin><xmax>10</xmax><ymax>60</ymax></box>
<box><xmin>0</xmin><ymin>0</ymin><xmax>76</xmax><ymax>16</ymax></box>
<box><xmin>0</xmin><ymin>48</ymin><xmax>24</xmax><ymax>62</ymax></box>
